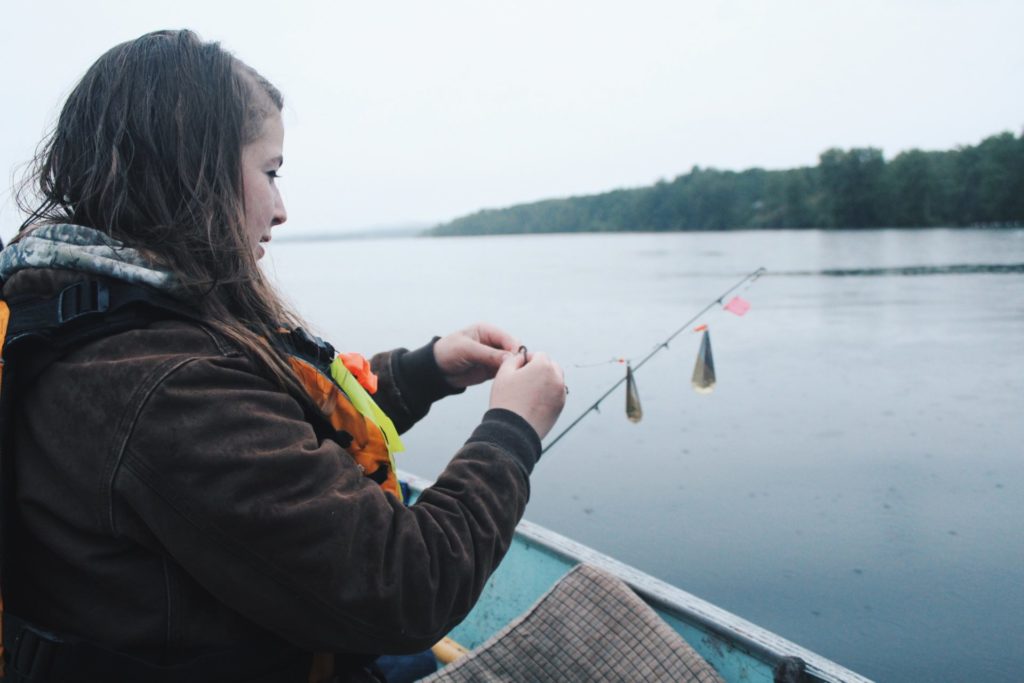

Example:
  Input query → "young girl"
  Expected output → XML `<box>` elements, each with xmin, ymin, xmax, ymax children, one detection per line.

<box><xmin>0</xmin><ymin>29</ymin><xmax>565</xmax><ymax>682</ymax></box>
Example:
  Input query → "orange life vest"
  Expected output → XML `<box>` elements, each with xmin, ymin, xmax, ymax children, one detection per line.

<box><xmin>279</xmin><ymin>330</ymin><xmax>406</xmax><ymax>502</ymax></box>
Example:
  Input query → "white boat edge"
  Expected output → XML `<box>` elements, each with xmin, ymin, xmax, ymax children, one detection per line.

<box><xmin>400</xmin><ymin>470</ymin><xmax>873</xmax><ymax>683</ymax></box>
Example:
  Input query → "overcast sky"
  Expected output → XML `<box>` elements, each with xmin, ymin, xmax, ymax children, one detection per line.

<box><xmin>2</xmin><ymin>0</ymin><xmax>1021</xmax><ymax>240</ymax></box>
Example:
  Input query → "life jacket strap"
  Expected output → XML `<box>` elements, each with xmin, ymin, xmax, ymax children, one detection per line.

<box><xmin>4</xmin><ymin>612</ymin><xmax>65</xmax><ymax>681</ymax></box>
<box><xmin>1</xmin><ymin>278</ymin><xmax>196</xmax><ymax>394</ymax></box>
<box><xmin>1</xmin><ymin>611</ymin><xmax>319</xmax><ymax>683</ymax></box>
<box><xmin>5</xmin><ymin>277</ymin><xmax>195</xmax><ymax>347</ymax></box>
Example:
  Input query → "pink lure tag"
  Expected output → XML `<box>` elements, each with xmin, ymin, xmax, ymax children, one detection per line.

<box><xmin>723</xmin><ymin>296</ymin><xmax>751</xmax><ymax>316</ymax></box>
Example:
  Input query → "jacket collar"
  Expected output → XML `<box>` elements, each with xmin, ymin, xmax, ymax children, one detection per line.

<box><xmin>0</xmin><ymin>224</ymin><xmax>181</xmax><ymax>296</ymax></box>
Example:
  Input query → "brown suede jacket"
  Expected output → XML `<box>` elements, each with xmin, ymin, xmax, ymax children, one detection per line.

<box><xmin>3</xmin><ymin>268</ymin><xmax>541</xmax><ymax>681</ymax></box>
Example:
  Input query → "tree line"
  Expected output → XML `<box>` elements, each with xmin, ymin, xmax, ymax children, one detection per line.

<box><xmin>430</xmin><ymin>130</ymin><xmax>1024</xmax><ymax>235</ymax></box>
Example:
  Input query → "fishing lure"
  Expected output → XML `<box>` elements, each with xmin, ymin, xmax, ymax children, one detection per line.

<box><xmin>540</xmin><ymin>267</ymin><xmax>765</xmax><ymax>454</ymax></box>
<box><xmin>691</xmin><ymin>329</ymin><xmax>716</xmax><ymax>394</ymax></box>
<box><xmin>625</xmin><ymin>362</ymin><xmax>642</xmax><ymax>422</ymax></box>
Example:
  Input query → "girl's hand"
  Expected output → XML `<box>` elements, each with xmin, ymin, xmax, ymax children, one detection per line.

<box><xmin>489</xmin><ymin>351</ymin><xmax>566</xmax><ymax>440</ymax></box>
<box><xmin>433</xmin><ymin>323</ymin><xmax>521</xmax><ymax>389</ymax></box>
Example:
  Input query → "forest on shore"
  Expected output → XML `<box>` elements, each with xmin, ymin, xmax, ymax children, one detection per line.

<box><xmin>430</xmin><ymin>130</ymin><xmax>1024</xmax><ymax>235</ymax></box>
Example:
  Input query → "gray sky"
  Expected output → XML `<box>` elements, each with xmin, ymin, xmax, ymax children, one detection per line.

<box><xmin>2</xmin><ymin>0</ymin><xmax>1022</xmax><ymax>240</ymax></box>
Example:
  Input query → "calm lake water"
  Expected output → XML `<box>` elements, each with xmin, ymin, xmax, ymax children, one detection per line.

<box><xmin>267</xmin><ymin>228</ymin><xmax>1024</xmax><ymax>682</ymax></box>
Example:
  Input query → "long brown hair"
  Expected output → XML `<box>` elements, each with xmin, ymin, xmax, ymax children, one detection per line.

<box><xmin>17</xmin><ymin>29</ymin><xmax>305</xmax><ymax>395</ymax></box>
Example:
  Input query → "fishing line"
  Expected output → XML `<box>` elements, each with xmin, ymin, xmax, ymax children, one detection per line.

<box><xmin>572</xmin><ymin>357</ymin><xmax>631</xmax><ymax>369</ymax></box>
<box><xmin>541</xmin><ymin>266</ymin><xmax>766</xmax><ymax>454</ymax></box>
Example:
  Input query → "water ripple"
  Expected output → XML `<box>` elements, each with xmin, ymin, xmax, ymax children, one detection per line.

<box><xmin>776</xmin><ymin>263</ymin><xmax>1024</xmax><ymax>277</ymax></box>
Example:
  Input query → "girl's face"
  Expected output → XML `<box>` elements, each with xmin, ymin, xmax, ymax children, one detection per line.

<box><xmin>241</xmin><ymin>112</ymin><xmax>287</xmax><ymax>260</ymax></box>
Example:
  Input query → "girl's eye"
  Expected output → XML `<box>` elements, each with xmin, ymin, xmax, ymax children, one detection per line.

<box><xmin>267</xmin><ymin>170</ymin><xmax>282</xmax><ymax>180</ymax></box>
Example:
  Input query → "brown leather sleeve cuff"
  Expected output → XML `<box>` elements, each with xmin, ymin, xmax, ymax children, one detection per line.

<box><xmin>465</xmin><ymin>408</ymin><xmax>542</xmax><ymax>476</ymax></box>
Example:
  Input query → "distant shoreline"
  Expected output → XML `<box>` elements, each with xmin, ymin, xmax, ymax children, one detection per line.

<box><xmin>275</xmin><ymin>223</ymin><xmax>1023</xmax><ymax>244</ymax></box>
<box><xmin>428</xmin><ymin>130</ymin><xmax>1024</xmax><ymax>237</ymax></box>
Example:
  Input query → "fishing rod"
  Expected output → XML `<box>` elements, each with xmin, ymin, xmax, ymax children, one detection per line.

<box><xmin>541</xmin><ymin>266</ymin><xmax>766</xmax><ymax>455</ymax></box>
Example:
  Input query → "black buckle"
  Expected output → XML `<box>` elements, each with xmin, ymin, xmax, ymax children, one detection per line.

<box><xmin>8</xmin><ymin>621</ymin><xmax>64</xmax><ymax>680</ymax></box>
<box><xmin>290</xmin><ymin>327</ymin><xmax>336</xmax><ymax>365</ymax></box>
<box><xmin>57</xmin><ymin>280</ymin><xmax>110</xmax><ymax>324</ymax></box>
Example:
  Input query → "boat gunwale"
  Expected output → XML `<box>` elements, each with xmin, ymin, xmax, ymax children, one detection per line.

<box><xmin>401</xmin><ymin>471</ymin><xmax>873</xmax><ymax>683</ymax></box>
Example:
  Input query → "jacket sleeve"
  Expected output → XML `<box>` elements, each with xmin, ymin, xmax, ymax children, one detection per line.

<box><xmin>369</xmin><ymin>338</ymin><xmax>464</xmax><ymax>434</ymax></box>
<box><xmin>110</xmin><ymin>350</ymin><xmax>540</xmax><ymax>655</ymax></box>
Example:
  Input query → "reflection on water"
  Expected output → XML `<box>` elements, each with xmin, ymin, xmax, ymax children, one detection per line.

<box><xmin>267</xmin><ymin>228</ymin><xmax>1024</xmax><ymax>683</ymax></box>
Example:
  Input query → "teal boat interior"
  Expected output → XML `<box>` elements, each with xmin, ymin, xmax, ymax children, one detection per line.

<box><xmin>403</xmin><ymin>472</ymin><xmax>871</xmax><ymax>683</ymax></box>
